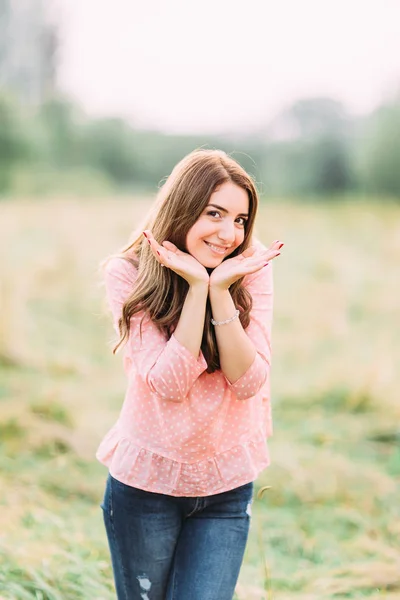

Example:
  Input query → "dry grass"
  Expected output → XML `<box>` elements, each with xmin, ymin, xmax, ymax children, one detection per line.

<box><xmin>0</xmin><ymin>196</ymin><xmax>399</xmax><ymax>599</ymax></box>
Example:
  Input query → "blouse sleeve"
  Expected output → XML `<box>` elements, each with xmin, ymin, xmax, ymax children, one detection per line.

<box><xmin>104</xmin><ymin>257</ymin><xmax>208</xmax><ymax>402</ymax></box>
<box><xmin>226</xmin><ymin>259</ymin><xmax>273</xmax><ymax>400</ymax></box>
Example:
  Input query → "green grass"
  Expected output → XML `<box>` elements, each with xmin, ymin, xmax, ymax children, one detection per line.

<box><xmin>0</xmin><ymin>196</ymin><xmax>399</xmax><ymax>599</ymax></box>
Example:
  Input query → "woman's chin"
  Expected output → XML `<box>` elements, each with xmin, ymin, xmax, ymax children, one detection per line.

<box><xmin>199</xmin><ymin>256</ymin><xmax>223</xmax><ymax>269</ymax></box>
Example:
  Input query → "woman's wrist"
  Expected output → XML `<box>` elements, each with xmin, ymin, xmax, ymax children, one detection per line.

<box><xmin>189</xmin><ymin>280</ymin><xmax>209</xmax><ymax>292</ymax></box>
<box><xmin>188</xmin><ymin>281</ymin><xmax>210</xmax><ymax>301</ymax></box>
<box><xmin>208</xmin><ymin>283</ymin><xmax>231</xmax><ymax>298</ymax></box>
<box><xmin>211</xmin><ymin>309</ymin><xmax>239</xmax><ymax>326</ymax></box>
<box><xmin>208</xmin><ymin>285</ymin><xmax>237</xmax><ymax>324</ymax></box>
<box><xmin>209</xmin><ymin>268</ymin><xmax>236</xmax><ymax>291</ymax></box>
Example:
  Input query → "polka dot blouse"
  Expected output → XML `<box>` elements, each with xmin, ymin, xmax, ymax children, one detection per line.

<box><xmin>96</xmin><ymin>241</ymin><xmax>274</xmax><ymax>497</ymax></box>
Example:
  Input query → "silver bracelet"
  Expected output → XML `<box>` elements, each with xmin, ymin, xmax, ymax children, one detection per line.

<box><xmin>211</xmin><ymin>309</ymin><xmax>240</xmax><ymax>326</ymax></box>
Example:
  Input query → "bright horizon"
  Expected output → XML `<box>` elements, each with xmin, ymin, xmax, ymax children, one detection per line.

<box><xmin>58</xmin><ymin>0</ymin><xmax>400</xmax><ymax>134</ymax></box>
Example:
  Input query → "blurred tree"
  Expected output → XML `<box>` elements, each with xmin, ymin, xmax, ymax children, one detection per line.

<box><xmin>0</xmin><ymin>0</ymin><xmax>12</xmax><ymax>82</ymax></box>
<box><xmin>360</xmin><ymin>102</ymin><xmax>400</xmax><ymax>196</ymax></box>
<box><xmin>83</xmin><ymin>118</ymin><xmax>138</xmax><ymax>185</ymax></box>
<box><xmin>310</xmin><ymin>135</ymin><xmax>353</xmax><ymax>194</ymax></box>
<box><xmin>0</xmin><ymin>94</ymin><xmax>28</xmax><ymax>192</ymax></box>
<box><xmin>263</xmin><ymin>97</ymin><xmax>353</xmax><ymax>195</ymax></box>
<box><xmin>1</xmin><ymin>0</ymin><xmax>59</xmax><ymax>104</ymax></box>
<box><xmin>37</xmin><ymin>97</ymin><xmax>83</xmax><ymax>167</ymax></box>
<box><xmin>288</xmin><ymin>97</ymin><xmax>348</xmax><ymax>139</ymax></box>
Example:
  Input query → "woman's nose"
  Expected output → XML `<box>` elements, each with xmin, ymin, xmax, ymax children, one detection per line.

<box><xmin>217</xmin><ymin>220</ymin><xmax>236</xmax><ymax>244</ymax></box>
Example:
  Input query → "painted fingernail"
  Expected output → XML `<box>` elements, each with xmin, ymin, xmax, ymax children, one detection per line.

<box><xmin>156</xmin><ymin>250</ymin><xmax>161</xmax><ymax>256</ymax></box>
<box><xmin>143</xmin><ymin>231</ymin><xmax>148</xmax><ymax>238</ymax></box>
<box><xmin>147</xmin><ymin>238</ymin><xmax>151</xmax><ymax>244</ymax></box>
<box><xmin>278</xmin><ymin>243</ymin><xmax>284</xmax><ymax>249</ymax></box>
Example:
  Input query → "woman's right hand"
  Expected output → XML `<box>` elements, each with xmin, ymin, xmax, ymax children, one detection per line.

<box><xmin>143</xmin><ymin>230</ymin><xmax>209</xmax><ymax>287</ymax></box>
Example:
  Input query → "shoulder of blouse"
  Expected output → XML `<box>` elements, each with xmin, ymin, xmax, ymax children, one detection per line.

<box><xmin>104</xmin><ymin>252</ymin><xmax>138</xmax><ymax>281</ymax></box>
<box><xmin>251</xmin><ymin>237</ymin><xmax>267</xmax><ymax>252</ymax></box>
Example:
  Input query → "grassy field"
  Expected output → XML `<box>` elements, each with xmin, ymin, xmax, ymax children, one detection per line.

<box><xmin>0</xmin><ymin>196</ymin><xmax>399</xmax><ymax>599</ymax></box>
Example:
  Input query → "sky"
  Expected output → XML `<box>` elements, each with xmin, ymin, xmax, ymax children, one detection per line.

<box><xmin>57</xmin><ymin>0</ymin><xmax>400</xmax><ymax>134</ymax></box>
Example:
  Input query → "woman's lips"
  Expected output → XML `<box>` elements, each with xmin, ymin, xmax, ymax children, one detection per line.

<box><xmin>204</xmin><ymin>241</ymin><xmax>228</xmax><ymax>255</ymax></box>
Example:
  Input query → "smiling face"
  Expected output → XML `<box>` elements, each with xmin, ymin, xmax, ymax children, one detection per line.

<box><xmin>185</xmin><ymin>181</ymin><xmax>249</xmax><ymax>268</ymax></box>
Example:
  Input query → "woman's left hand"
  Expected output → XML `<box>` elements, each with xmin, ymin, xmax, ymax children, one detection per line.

<box><xmin>209</xmin><ymin>240</ymin><xmax>283</xmax><ymax>290</ymax></box>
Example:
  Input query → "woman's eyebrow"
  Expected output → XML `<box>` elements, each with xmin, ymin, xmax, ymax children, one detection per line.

<box><xmin>207</xmin><ymin>203</ymin><xmax>249</xmax><ymax>217</ymax></box>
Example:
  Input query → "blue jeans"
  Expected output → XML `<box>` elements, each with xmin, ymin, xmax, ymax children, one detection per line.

<box><xmin>101</xmin><ymin>473</ymin><xmax>253</xmax><ymax>600</ymax></box>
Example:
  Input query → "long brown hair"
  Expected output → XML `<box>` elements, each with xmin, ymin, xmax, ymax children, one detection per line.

<box><xmin>113</xmin><ymin>149</ymin><xmax>259</xmax><ymax>373</ymax></box>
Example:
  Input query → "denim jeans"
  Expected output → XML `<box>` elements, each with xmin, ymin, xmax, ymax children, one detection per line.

<box><xmin>101</xmin><ymin>473</ymin><xmax>253</xmax><ymax>600</ymax></box>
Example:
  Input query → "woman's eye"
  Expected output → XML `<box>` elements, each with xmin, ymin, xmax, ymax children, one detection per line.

<box><xmin>207</xmin><ymin>210</ymin><xmax>221</xmax><ymax>218</ymax></box>
<box><xmin>236</xmin><ymin>217</ymin><xmax>247</xmax><ymax>226</ymax></box>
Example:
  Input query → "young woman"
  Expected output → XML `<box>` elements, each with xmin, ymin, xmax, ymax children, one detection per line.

<box><xmin>97</xmin><ymin>149</ymin><xmax>283</xmax><ymax>600</ymax></box>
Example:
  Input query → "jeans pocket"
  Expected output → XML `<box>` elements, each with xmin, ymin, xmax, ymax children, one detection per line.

<box><xmin>226</xmin><ymin>481</ymin><xmax>254</xmax><ymax>518</ymax></box>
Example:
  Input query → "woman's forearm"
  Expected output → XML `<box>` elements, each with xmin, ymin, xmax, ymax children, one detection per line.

<box><xmin>173</xmin><ymin>282</ymin><xmax>209</xmax><ymax>358</ymax></box>
<box><xmin>209</xmin><ymin>286</ymin><xmax>256</xmax><ymax>383</ymax></box>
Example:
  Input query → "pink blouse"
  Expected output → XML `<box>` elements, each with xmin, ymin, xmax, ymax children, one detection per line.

<box><xmin>96</xmin><ymin>243</ymin><xmax>274</xmax><ymax>496</ymax></box>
